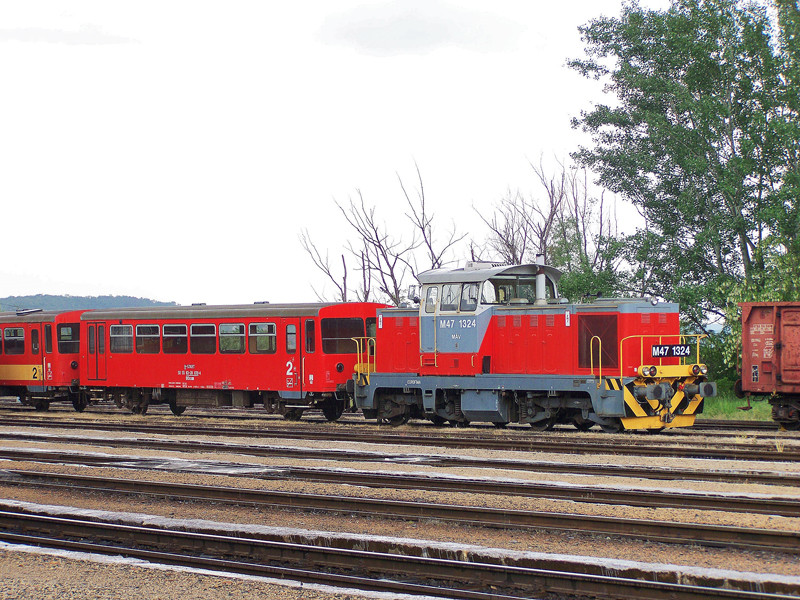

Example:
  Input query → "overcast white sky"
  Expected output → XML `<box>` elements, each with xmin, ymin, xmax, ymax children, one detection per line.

<box><xmin>0</xmin><ymin>1</ymin><xmax>667</xmax><ymax>306</ymax></box>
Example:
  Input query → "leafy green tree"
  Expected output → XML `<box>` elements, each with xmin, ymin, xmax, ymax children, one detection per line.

<box><xmin>569</xmin><ymin>0</ymin><xmax>799</xmax><ymax>329</ymax></box>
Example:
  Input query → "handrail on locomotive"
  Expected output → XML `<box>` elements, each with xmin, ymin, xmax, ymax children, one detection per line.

<box><xmin>352</xmin><ymin>336</ymin><xmax>376</xmax><ymax>385</ymax></box>
<box><xmin>619</xmin><ymin>333</ymin><xmax>708</xmax><ymax>377</ymax></box>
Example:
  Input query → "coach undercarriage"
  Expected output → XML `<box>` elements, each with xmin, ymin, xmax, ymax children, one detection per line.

<box><xmin>91</xmin><ymin>386</ymin><xmax>350</xmax><ymax>421</ymax></box>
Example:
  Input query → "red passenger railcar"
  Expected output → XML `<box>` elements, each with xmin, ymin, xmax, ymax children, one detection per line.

<box><xmin>738</xmin><ymin>302</ymin><xmax>800</xmax><ymax>429</ymax></box>
<box><xmin>80</xmin><ymin>302</ymin><xmax>386</xmax><ymax>418</ymax></box>
<box><xmin>0</xmin><ymin>309</ymin><xmax>87</xmax><ymax>410</ymax></box>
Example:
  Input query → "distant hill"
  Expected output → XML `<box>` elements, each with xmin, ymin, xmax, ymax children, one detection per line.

<box><xmin>0</xmin><ymin>295</ymin><xmax>177</xmax><ymax>312</ymax></box>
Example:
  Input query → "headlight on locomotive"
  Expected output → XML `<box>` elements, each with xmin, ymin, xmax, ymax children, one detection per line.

<box><xmin>691</xmin><ymin>364</ymin><xmax>708</xmax><ymax>376</ymax></box>
<box><xmin>639</xmin><ymin>365</ymin><xmax>658</xmax><ymax>377</ymax></box>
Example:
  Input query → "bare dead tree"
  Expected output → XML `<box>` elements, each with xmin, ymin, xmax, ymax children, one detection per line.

<box><xmin>475</xmin><ymin>157</ymin><xmax>567</xmax><ymax>265</ymax></box>
<box><xmin>299</xmin><ymin>228</ymin><xmax>348</xmax><ymax>302</ymax></box>
<box><xmin>337</xmin><ymin>190</ymin><xmax>418</xmax><ymax>305</ymax></box>
<box><xmin>475</xmin><ymin>189</ymin><xmax>532</xmax><ymax>265</ymax></box>
<box><xmin>399</xmin><ymin>162</ymin><xmax>466</xmax><ymax>272</ymax></box>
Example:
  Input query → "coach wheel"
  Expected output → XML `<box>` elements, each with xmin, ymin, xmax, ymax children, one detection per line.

<box><xmin>530</xmin><ymin>416</ymin><xmax>557</xmax><ymax>432</ymax></box>
<box><xmin>71</xmin><ymin>393</ymin><xmax>89</xmax><ymax>413</ymax></box>
<box><xmin>600</xmin><ymin>418</ymin><xmax>623</xmax><ymax>434</ymax></box>
<box><xmin>321</xmin><ymin>400</ymin><xmax>344</xmax><ymax>422</ymax></box>
<box><xmin>449</xmin><ymin>419</ymin><xmax>470</xmax><ymax>428</ymax></box>
<box><xmin>169</xmin><ymin>401</ymin><xmax>187</xmax><ymax>416</ymax></box>
<box><xmin>283</xmin><ymin>408</ymin><xmax>304</xmax><ymax>421</ymax></box>
<box><xmin>492</xmin><ymin>422</ymin><xmax>507</xmax><ymax>429</ymax></box>
<box><xmin>429</xmin><ymin>415</ymin><xmax>447</xmax><ymax>427</ymax></box>
<box><xmin>33</xmin><ymin>399</ymin><xmax>50</xmax><ymax>412</ymax></box>
<box><xmin>782</xmin><ymin>420</ymin><xmax>800</xmax><ymax>431</ymax></box>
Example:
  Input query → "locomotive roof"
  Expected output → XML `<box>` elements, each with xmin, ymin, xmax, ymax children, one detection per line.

<box><xmin>81</xmin><ymin>303</ymin><xmax>339</xmax><ymax>321</ymax></box>
<box><xmin>417</xmin><ymin>262</ymin><xmax>562</xmax><ymax>285</ymax></box>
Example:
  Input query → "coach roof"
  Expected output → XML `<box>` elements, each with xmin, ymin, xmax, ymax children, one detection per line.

<box><xmin>417</xmin><ymin>262</ymin><xmax>562</xmax><ymax>285</ymax></box>
<box><xmin>81</xmin><ymin>303</ymin><xmax>337</xmax><ymax>321</ymax></box>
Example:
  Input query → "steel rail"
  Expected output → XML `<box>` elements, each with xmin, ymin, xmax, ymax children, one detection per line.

<box><xmin>0</xmin><ymin>415</ymin><xmax>798</xmax><ymax>462</ymax></box>
<box><xmin>3</xmin><ymin>470</ymin><xmax>800</xmax><ymax>556</ymax></box>
<box><xmin>2</xmin><ymin>446</ymin><xmax>799</xmax><ymax>519</ymax></box>
<box><xmin>3</xmin><ymin>429</ymin><xmax>800</xmax><ymax>488</ymax></box>
<box><xmin>0</xmin><ymin>508</ymin><xmax>798</xmax><ymax>599</ymax></box>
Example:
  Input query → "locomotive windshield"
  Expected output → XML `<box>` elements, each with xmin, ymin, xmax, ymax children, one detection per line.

<box><xmin>481</xmin><ymin>276</ymin><xmax>554</xmax><ymax>304</ymax></box>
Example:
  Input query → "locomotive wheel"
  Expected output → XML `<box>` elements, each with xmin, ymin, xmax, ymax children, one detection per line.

<box><xmin>782</xmin><ymin>421</ymin><xmax>800</xmax><ymax>431</ymax></box>
<box><xmin>600</xmin><ymin>418</ymin><xmax>623</xmax><ymax>433</ymax></box>
<box><xmin>321</xmin><ymin>400</ymin><xmax>344</xmax><ymax>422</ymax></box>
<box><xmin>383</xmin><ymin>413</ymin><xmax>410</xmax><ymax>426</ymax></box>
<box><xmin>429</xmin><ymin>415</ymin><xmax>447</xmax><ymax>426</ymax></box>
<box><xmin>530</xmin><ymin>416</ymin><xmax>557</xmax><ymax>431</ymax></box>
<box><xmin>572</xmin><ymin>418</ymin><xmax>593</xmax><ymax>432</ymax></box>
<box><xmin>169</xmin><ymin>401</ymin><xmax>187</xmax><ymax>416</ymax></box>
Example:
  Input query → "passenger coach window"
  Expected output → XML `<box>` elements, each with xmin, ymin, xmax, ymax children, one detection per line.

<box><xmin>44</xmin><ymin>324</ymin><xmax>52</xmax><ymax>353</ymax></box>
<box><xmin>110</xmin><ymin>325</ymin><xmax>133</xmax><ymax>353</ymax></box>
<box><xmin>286</xmin><ymin>324</ymin><xmax>297</xmax><ymax>354</ymax></box>
<box><xmin>31</xmin><ymin>329</ymin><xmax>40</xmax><ymax>354</ymax></box>
<box><xmin>305</xmin><ymin>320</ymin><xmax>315</xmax><ymax>353</ymax></box>
<box><xmin>136</xmin><ymin>325</ymin><xmax>160</xmax><ymax>354</ymax></box>
<box><xmin>249</xmin><ymin>323</ymin><xmax>276</xmax><ymax>354</ymax></box>
<box><xmin>4</xmin><ymin>328</ymin><xmax>24</xmax><ymax>355</ymax></box>
<box><xmin>163</xmin><ymin>324</ymin><xmax>188</xmax><ymax>354</ymax></box>
<box><xmin>57</xmin><ymin>324</ymin><xmax>80</xmax><ymax>354</ymax></box>
<box><xmin>321</xmin><ymin>318</ymin><xmax>363</xmax><ymax>354</ymax></box>
<box><xmin>190</xmin><ymin>324</ymin><xmax>216</xmax><ymax>354</ymax></box>
<box><xmin>219</xmin><ymin>324</ymin><xmax>245</xmax><ymax>354</ymax></box>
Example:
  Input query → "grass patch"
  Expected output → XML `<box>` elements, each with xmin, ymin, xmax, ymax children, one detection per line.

<box><xmin>701</xmin><ymin>393</ymin><xmax>773</xmax><ymax>421</ymax></box>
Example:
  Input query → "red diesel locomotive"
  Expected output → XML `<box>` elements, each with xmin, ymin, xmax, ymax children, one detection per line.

<box><xmin>78</xmin><ymin>302</ymin><xmax>386</xmax><ymax>418</ymax></box>
<box><xmin>353</xmin><ymin>260</ymin><xmax>717</xmax><ymax>431</ymax></box>
<box><xmin>0</xmin><ymin>309</ymin><xmax>88</xmax><ymax>411</ymax></box>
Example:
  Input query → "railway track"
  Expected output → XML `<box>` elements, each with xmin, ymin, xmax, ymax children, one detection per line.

<box><xmin>5</xmin><ymin>427</ymin><xmax>800</xmax><ymax>486</ymax></box>
<box><xmin>2</xmin><ymin>442</ymin><xmax>800</xmax><ymax>518</ymax></box>
<box><xmin>1</xmin><ymin>415</ymin><xmax>798</xmax><ymax>462</ymax></box>
<box><xmin>7</xmin><ymin>469</ymin><xmax>800</xmax><ymax>554</ymax></box>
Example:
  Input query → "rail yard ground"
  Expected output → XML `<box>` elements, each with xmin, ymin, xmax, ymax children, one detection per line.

<box><xmin>0</xmin><ymin>404</ymin><xmax>798</xmax><ymax>599</ymax></box>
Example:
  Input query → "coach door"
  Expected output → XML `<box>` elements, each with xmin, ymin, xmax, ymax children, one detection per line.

<box><xmin>284</xmin><ymin>319</ymin><xmax>302</xmax><ymax>394</ymax></box>
<box><xmin>30</xmin><ymin>324</ymin><xmax>45</xmax><ymax>384</ymax></box>
<box><xmin>86</xmin><ymin>322</ymin><xmax>107</xmax><ymax>381</ymax></box>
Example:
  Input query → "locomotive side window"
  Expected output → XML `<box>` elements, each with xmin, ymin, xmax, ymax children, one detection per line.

<box><xmin>219</xmin><ymin>324</ymin><xmax>245</xmax><ymax>354</ymax></box>
<box><xmin>286</xmin><ymin>324</ymin><xmax>297</xmax><ymax>354</ymax></box>
<box><xmin>460</xmin><ymin>283</ymin><xmax>479</xmax><ymax>312</ymax></box>
<box><xmin>440</xmin><ymin>284</ymin><xmax>461</xmax><ymax>312</ymax></box>
<box><xmin>44</xmin><ymin>324</ymin><xmax>52</xmax><ymax>353</ymax></box>
<box><xmin>136</xmin><ymin>325</ymin><xmax>160</xmax><ymax>354</ymax></box>
<box><xmin>321</xmin><ymin>318</ymin><xmax>364</xmax><ymax>354</ymax></box>
<box><xmin>190</xmin><ymin>324</ymin><xmax>216</xmax><ymax>354</ymax></box>
<box><xmin>110</xmin><ymin>325</ymin><xmax>133</xmax><ymax>353</ymax></box>
<box><xmin>305</xmin><ymin>320</ymin><xmax>316</xmax><ymax>353</ymax></box>
<box><xmin>425</xmin><ymin>286</ymin><xmax>438</xmax><ymax>313</ymax></box>
<box><xmin>578</xmin><ymin>314</ymin><xmax>619</xmax><ymax>369</ymax></box>
<box><xmin>57</xmin><ymin>324</ymin><xmax>79</xmax><ymax>354</ymax></box>
<box><xmin>163</xmin><ymin>324</ymin><xmax>188</xmax><ymax>354</ymax></box>
<box><xmin>4</xmin><ymin>328</ymin><xmax>24</xmax><ymax>355</ymax></box>
<box><xmin>249</xmin><ymin>323</ymin><xmax>276</xmax><ymax>354</ymax></box>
